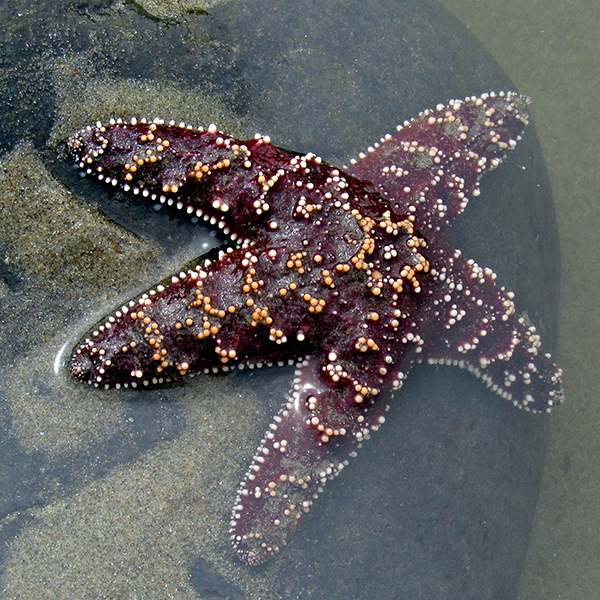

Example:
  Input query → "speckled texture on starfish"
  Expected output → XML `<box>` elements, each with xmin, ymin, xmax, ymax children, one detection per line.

<box><xmin>67</xmin><ymin>92</ymin><xmax>563</xmax><ymax>566</ymax></box>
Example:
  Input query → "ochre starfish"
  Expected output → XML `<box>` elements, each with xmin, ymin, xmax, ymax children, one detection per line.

<box><xmin>67</xmin><ymin>92</ymin><xmax>563</xmax><ymax>565</ymax></box>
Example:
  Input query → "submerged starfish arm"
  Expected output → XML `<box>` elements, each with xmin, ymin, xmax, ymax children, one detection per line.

<box><xmin>421</xmin><ymin>249</ymin><xmax>564</xmax><ymax>413</ymax></box>
<box><xmin>231</xmin><ymin>353</ymin><xmax>394</xmax><ymax>566</ymax></box>
<box><xmin>348</xmin><ymin>91</ymin><xmax>530</xmax><ymax>231</ymax></box>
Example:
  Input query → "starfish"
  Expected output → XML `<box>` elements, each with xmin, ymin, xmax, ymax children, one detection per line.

<box><xmin>67</xmin><ymin>91</ymin><xmax>563</xmax><ymax>566</ymax></box>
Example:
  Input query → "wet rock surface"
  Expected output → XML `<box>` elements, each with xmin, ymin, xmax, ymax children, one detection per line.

<box><xmin>0</xmin><ymin>0</ymin><xmax>559</xmax><ymax>598</ymax></box>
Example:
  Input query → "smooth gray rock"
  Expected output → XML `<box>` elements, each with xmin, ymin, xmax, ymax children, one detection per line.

<box><xmin>0</xmin><ymin>0</ymin><xmax>560</xmax><ymax>598</ymax></box>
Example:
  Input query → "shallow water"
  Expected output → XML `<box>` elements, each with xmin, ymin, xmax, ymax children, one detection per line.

<box><xmin>0</xmin><ymin>0</ymin><xmax>580</xmax><ymax>597</ymax></box>
<box><xmin>439</xmin><ymin>0</ymin><xmax>600</xmax><ymax>597</ymax></box>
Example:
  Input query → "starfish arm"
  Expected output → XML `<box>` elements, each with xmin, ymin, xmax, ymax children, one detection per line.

<box><xmin>422</xmin><ymin>249</ymin><xmax>563</xmax><ymax>413</ymax></box>
<box><xmin>67</xmin><ymin>119</ymin><xmax>302</xmax><ymax>243</ymax></box>
<box><xmin>426</xmin><ymin>325</ymin><xmax>564</xmax><ymax>414</ymax></box>
<box><xmin>69</xmin><ymin>241</ymin><xmax>323</xmax><ymax>388</ymax></box>
<box><xmin>231</xmin><ymin>352</ymin><xmax>397</xmax><ymax>565</ymax></box>
<box><xmin>347</xmin><ymin>91</ymin><xmax>530</xmax><ymax>229</ymax></box>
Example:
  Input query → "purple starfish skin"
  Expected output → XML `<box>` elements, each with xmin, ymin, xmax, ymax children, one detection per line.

<box><xmin>67</xmin><ymin>92</ymin><xmax>563</xmax><ymax>566</ymax></box>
